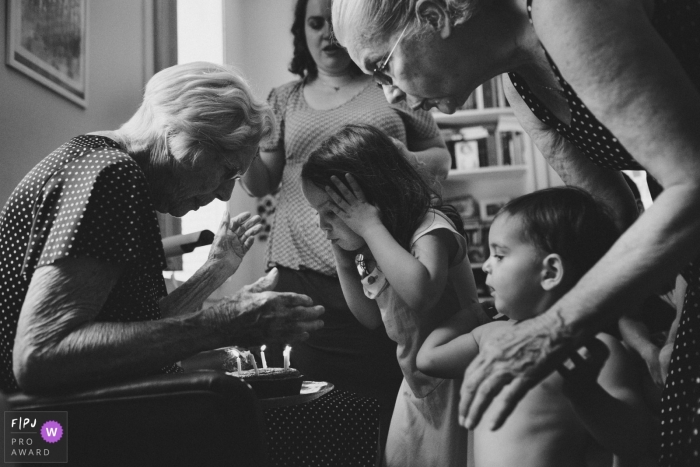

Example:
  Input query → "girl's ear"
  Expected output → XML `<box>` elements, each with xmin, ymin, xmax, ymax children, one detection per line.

<box><xmin>415</xmin><ymin>0</ymin><xmax>452</xmax><ymax>39</ymax></box>
<box><xmin>540</xmin><ymin>253</ymin><xmax>565</xmax><ymax>291</ymax></box>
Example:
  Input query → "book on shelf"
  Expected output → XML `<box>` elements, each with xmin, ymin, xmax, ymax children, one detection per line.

<box><xmin>452</xmin><ymin>75</ymin><xmax>509</xmax><ymax>112</ymax></box>
<box><xmin>463</xmin><ymin>218</ymin><xmax>491</xmax><ymax>265</ymax></box>
<box><xmin>446</xmin><ymin>122</ymin><xmax>528</xmax><ymax>170</ymax></box>
<box><xmin>481</xmin><ymin>77</ymin><xmax>501</xmax><ymax>109</ymax></box>
<box><xmin>495</xmin><ymin>115</ymin><xmax>526</xmax><ymax>166</ymax></box>
<box><xmin>444</xmin><ymin>194</ymin><xmax>493</xmax><ymax>262</ymax></box>
<box><xmin>456</xmin><ymin>126</ymin><xmax>492</xmax><ymax>169</ymax></box>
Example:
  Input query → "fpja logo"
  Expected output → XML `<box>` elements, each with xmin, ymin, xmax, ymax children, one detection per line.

<box><xmin>4</xmin><ymin>411</ymin><xmax>68</xmax><ymax>463</ymax></box>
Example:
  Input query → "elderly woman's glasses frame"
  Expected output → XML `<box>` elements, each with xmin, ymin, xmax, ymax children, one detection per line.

<box><xmin>372</xmin><ymin>24</ymin><xmax>409</xmax><ymax>87</ymax></box>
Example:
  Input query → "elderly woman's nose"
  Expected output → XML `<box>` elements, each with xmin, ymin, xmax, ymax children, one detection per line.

<box><xmin>215</xmin><ymin>179</ymin><xmax>236</xmax><ymax>201</ymax></box>
<box><xmin>382</xmin><ymin>85</ymin><xmax>406</xmax><ymax>104</ymax></box>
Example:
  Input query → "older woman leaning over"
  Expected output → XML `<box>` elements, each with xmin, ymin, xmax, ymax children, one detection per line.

<box><xmin>0</xmin><ymin>61</ymin><xmax>324</xmax><ymax>394</ymax></box>
<box><xmin>333</xmin><ymin>0</ymin><xmax>700</xmax><ymax>464</ymax></box>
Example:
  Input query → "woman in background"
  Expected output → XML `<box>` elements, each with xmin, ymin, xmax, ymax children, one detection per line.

<box><xmin>332</xmin><ymin>0</ymin><xmax>700</xmax><ymax>464</ymax></box>
<box><xmin>241</xmin><ymin>0</ymin><xmax>450</xmax><ymax>447</ymax></box>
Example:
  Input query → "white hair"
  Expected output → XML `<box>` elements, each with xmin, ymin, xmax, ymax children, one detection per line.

<box><xmin>117</xmin><ymin>61</ymin><xmax>274</xmax><ymax>169</ymax></box>
<box><xmin>332</xmin><ymin>0</ymin><xmax>478</xmax><ymax>52</ymax></box>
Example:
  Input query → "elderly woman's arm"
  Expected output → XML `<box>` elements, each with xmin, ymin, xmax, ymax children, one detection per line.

<box><xmin>240</xmin><ymin>149</ymin><xmax>285</xmax><ymax>197</ymax></box>
<box><xmin>460</xmin><ymin>0</ymin><xmax>700</xmax><ymax>430</ymax></box>
<box><xmin>502</xmin><ymin>78</ymin><xmax>639</xmax><ymax>232</ymax></box>
<box><xmin>13</xmin><ymin>257</ymin><xmax>323</xmax><ymax>393</ymax></box>
<box><xmin>405</xmin><ymin>135</ymin><xmax>452</xmax><ymax>181</ymax></box>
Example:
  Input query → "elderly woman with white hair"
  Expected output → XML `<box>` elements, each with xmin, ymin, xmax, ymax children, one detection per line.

<box><xmin>0</xmin><ymin>61</ymin><xmax>324</xmax><ymax>394</ymax></box>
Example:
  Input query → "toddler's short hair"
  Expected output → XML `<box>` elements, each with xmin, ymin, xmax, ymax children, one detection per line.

<box><xmin>498</xmin><ymin>187</ymin><xmax>620</xmax><ymax>279</ymax></box>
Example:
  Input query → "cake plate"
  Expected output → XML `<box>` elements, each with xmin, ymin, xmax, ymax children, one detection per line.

<box><xmin>258</xmin><ymin>381</ymin><xmax>334</xmax><ymax>409</ymax></box>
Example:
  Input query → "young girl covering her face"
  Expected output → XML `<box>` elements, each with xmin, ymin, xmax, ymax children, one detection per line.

<box><xmin>301</xmin><ymin>124</ymin><xmax>484</xmax><ymax>467</ymax></box>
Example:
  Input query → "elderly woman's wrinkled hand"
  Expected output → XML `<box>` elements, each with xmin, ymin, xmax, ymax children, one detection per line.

<box><xmin>208</xmin><ymin>211</ymin><xmax>262</xmax><ymax>272</ymax></box>
<box><xmin>459</xmin><ymin>313</ymin><xmax>572</xmax><ymax>431</ymax></box>
<box><xmin>206</xmin><ymin>268</ymin><xmax>325</xmax><ymax>347</ymax></box>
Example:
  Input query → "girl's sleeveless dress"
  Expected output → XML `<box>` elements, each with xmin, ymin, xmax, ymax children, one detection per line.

<box><xmin>513</xmin><ymin>1</ymin><xmax>700</xmax><ymax>464</ymax></box>
<box><xmin>361</xmin><ymin>210</ymin><xmax>475</xmax><ymax>466</ymax></box>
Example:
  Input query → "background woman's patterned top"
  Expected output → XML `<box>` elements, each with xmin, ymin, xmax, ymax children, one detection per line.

<box><xmin>260</xmin><ymin>80</ymin><xmax>441</xmax><ymax>276</ymax></box>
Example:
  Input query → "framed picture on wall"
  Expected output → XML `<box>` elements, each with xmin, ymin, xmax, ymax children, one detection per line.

<box><xmin>6</xmin><ymin>0</ymin><xmax>88</xmax><ymax>108</ymax></box>
<box><xmin>479</xmin><ymin>197</ymin><xmax>510</xmax><ymax>222</ymax></box>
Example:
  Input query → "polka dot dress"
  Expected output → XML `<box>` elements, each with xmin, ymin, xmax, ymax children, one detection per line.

<box><xmin>517</xmin><ymin>1</ymin><xmax>700</xmax><ymax>465</ymax></box>
<box><xmin>0</xmin><ymin>135</ymin><xmax>180</xmax><ymax>393</ymax></box>
<box><xmin>263</xmin><ymin>389</ymin><xmax>380</xmax><ymax>467</ymax></box>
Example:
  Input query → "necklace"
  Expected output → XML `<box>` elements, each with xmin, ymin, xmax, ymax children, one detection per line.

<box><xmin>355</xmin><ymin>253</ymin><xmax>377</xmax><ymax>284</ymax></box>
<box><xmin>314</xmin><ymin>75</ymin><xmax>356</xmax><ymax>92</ymax></box>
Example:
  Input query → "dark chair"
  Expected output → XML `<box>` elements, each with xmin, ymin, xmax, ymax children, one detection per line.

<box><xmin>5</xmin><ymin>372</ymin><xmax>267</xmax><ymax>467</ymax></box>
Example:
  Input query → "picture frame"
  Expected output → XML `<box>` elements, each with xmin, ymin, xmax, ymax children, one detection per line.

<box><xmin>445</xmin><ymin>194</ymin><xmax>480</xmax><ymax>222</ymax></box>
<box><xmin>6</xmin><ymin>0</ymin><xmax>88</xmax><ymax>108</ymax></box>
<box><xmin>479</xmin><ymin>197</ymin><xmax>510</xmax><ymax>222</ymax></box>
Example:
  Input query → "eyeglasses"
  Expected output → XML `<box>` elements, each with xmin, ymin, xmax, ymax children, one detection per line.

<box><xmin>226</xmin><ymin>148</ymin><xmax>260</xmax><ymax>181</ymax></box>
<box><xmin>224</xmin><ymin>165</ymin><xmax>243</xmax><ymax>181</ymax></box>
<box><xmin>372</xmin><ymin>24</ymin><xmax>409</xmax><ymax>87</ymax></box>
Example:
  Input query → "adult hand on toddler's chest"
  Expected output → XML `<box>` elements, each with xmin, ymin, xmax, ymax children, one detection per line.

<box><xmin>325</xmin><ymin>174</ymin><xmax>382</xmax><ymax>238</ymax></box>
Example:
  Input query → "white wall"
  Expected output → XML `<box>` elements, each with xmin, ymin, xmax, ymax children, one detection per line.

<box><xmin>0</xmin><ymin>0</ymin><xmax>152</xmax><ymax>205</ymax></box>
<box><xmin>217</xmin><ymin>0</ymin><xmax>297</xmax><ymax>294</ymax></box>
<box><xmin>175</xmin><ymin>0</ymin><xmax>228</xmax><ymax>282</ymax></box>
<box><xmin>223</xmin><ymin>0</ymin><xmax>296</xmax><ymax>102</ymax></box>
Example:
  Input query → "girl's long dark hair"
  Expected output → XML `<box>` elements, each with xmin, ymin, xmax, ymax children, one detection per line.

<box><xmin>301</xmin><ymin>124</ymin><xmax>464</xmax><ymax>250</ymax></box>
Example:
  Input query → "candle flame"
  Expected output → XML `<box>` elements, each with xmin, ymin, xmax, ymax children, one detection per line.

<box><xmin>261</xmin><ymin>345</ymin><xmax>266</xmax><ymax>351</ymax></box>
<box><xmin>284</xmin><ymin>345</ymin><xmax>291</xmax><ymax>352</ymax></box>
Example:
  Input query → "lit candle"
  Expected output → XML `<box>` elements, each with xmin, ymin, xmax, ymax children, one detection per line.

<box><xmin>283</xmin><ymin>345</ymin><xmax>291</xmax><ymax>370</ymax></box>
<box><xmin>260</xmin><ymin>345</ymin><xmax>268</xmax><ymax>369</ymax></box>
<box><xmin>248</xmin><ymin>352</ymin><xmax>259</xmax><ymax>376</ymax></box>
<box><xmin>231</xmin><ymin>349</ymin><xmax>242</xmax><ymax>375</ymax></box>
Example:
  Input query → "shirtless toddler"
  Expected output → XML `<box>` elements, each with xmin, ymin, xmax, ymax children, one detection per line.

<box><xmin>417</xmin><ymin>187</ymin><xmax>656</xmax><ymax>467</ymax></box>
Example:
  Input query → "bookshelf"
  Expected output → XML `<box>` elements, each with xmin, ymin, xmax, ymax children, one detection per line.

<box><xmin>433</xmin><ymin>75</ymin><xmax>562</xmax><ymax>299</ymax></box>
<box><xmin>447</xmin><ymin>165</ymin><xmax>527</xmax><ymax>180</ymax></box>
<box><xmin>431</xmin><ymin>107</ymin><xmax>513</xmax><ymax>127</ymax></box>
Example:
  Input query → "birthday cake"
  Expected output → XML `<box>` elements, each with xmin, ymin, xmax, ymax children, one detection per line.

<box><xmin>230</xmin><ymin>368</ymin><xmax>304</xmax><ymax>398</ymax></box>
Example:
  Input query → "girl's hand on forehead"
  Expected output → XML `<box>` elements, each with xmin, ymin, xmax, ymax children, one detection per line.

<box><xmin>325</xmin><ymin>174</ymin><xmax>382</xmax><ymax>237</ymax></box>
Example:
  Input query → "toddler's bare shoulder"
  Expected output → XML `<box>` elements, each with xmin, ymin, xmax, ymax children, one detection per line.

<box><xmin>472</xmin><ymin>320</ymin><xmax>514</xmax><ymax>342</ymax></box>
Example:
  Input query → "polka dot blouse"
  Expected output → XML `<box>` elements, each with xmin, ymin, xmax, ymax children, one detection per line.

<box><xmin>0</xmin><ymin>135</ymin><xmax>180</xmax><ymax>393</ymax></box>
<box><xmin>517</xmin><ymin>1</ymin><xmax>700</xmax><ymax>464</ymax></box>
